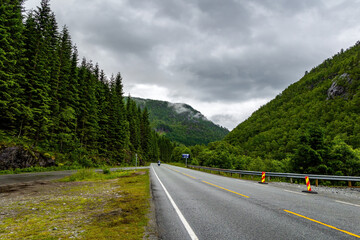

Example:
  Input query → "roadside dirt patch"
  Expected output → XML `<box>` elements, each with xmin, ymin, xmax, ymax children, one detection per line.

<box><xmin>134</xmin><ymin>171</ymin><xmax>147</xmax><ymax>175</ymax></box>
<box><xmin>0</xmin><ymin>180</ymin><xmax>86</xmax><ymax>195</ymax></box>
<box><xmin>0</xmin><ymin>171</ymin><xmax>153</xmax><ymax>239</ymax></box>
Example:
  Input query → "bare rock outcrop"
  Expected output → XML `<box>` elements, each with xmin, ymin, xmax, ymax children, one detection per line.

<box><xmin>327</xmin><ymin>73</ymin><xmax>352</xmax><ymax>99</ymax></box>
<box><xmin>0</xmin><ymin>146</ymin><xmax>55</xmax><ymax>170</ymax></box>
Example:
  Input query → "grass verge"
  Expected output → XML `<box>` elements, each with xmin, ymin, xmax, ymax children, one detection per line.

<box><xmin>0</xmin><ymin>169</ymin><xmax>151</xmax><ymax>239</ymax></box>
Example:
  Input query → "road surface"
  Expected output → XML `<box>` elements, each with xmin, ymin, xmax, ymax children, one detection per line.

<box><xmin>151</xmin><ymin>164</ymin><xmax>360</xmax><ymax>240</ymax></box>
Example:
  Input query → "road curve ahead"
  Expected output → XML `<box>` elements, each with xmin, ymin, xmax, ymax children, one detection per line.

<box><xmin>151</xmin><ymin>164</ymin><xmax>360</xmax><ymax>240</ymax></box>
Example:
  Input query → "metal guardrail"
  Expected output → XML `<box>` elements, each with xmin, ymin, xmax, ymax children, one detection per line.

<box><xmin>187</xmin><ymin>165</ymin><xmax>360</xmax><ymax>187</ymax></box>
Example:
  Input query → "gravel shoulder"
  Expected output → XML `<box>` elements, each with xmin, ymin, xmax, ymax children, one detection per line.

<box><xmin>270</xmin><ymin>181</ymin><xmax>360</xmax><ymax>204</ymax></box>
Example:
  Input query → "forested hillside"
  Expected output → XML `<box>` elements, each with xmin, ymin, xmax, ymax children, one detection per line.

<box><xmin>131</xmin><ymin>98</ymin><xmax>229</xmax><ymax>146</ymax></box>
<box><xmin>0</xmin><ymin>0</ymin><xmax>174</xmax><ymax>169</ymax></box>
<box><xmin>177</xmin><ymin>42</ymin><xmax>360</xmax><ymax>177</ymax></box>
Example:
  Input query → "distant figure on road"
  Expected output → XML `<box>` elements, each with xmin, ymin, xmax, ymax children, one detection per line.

<box><xmin>158</xmin><ymin>160</ymin><xmax>161</xmax><ymax>166</ymax></box>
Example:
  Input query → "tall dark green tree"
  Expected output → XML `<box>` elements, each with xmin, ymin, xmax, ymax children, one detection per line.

<box><xmin>108</xmin><ymin>72</ymin><xmax>129</xmax><ymax>161</ymax></box>
<box><xmin>140</xmin><ymin>107</ymin><xmax>151</xmax><ymax>159</ymax></box>
<box><xmin>49</xmin><ymin>26</ymin><xmax>75</xmax><ymax>151</ymax></box>
<box><xmin>96</xmin><ymin>69</ymin><xmax>111</xmax><ymax>155</ymax></box>
<box><xmin>77</xmin><ymin>58</ymin><xmax>99</xmax><ymax>149</ymax></box>
<box><xmin>126</xmin><ymin>96</ymin><xmax>141</xmax><ymax>152</ymax></box>
<box><xmin>0</xmin><ymin>0</ymin><xmax>25</xmax><ymax>134</ymax></box>
<box><xmin>21</xmin><ymin>0</ymin><xmax>59</xmax><ymax>143</ymax></box>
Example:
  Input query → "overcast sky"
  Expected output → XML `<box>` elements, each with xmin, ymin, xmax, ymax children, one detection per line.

<box><xmin>24</xmin><ymin>0</ymin><xmax>360</xmax><ymax>130</ymax></box>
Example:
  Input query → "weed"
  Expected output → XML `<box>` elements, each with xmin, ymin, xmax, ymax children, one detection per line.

<box><xmin>102</xmin><ymin>167</ymin><xmax>111</xmax><ymax>175</ymax></box>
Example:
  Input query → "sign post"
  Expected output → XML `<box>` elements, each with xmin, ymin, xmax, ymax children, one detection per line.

<box><xmin>182</xmin><ymin>154</ymin><xmax>190</xmax><ymax>167</ymax></box>
<box><xmin>135</xmin><ymin>153</ymin><xmax>137</xmax><ymax>169</ymax></box>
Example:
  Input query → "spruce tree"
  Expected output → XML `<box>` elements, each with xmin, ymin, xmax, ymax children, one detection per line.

<box><xmin>108</xmin><ymin>72</ymin><xmax>129</xmax><ymax>162</ymax></box>
<box><xmin>126</xmin><ymin>96</ymin><xmax>141</xmax><ymax>152</ymax></box>
<box><xmin>0</xmin><ymin>0</ymin><xmax>25</xmax><ymax>134</ymax></box>
<box><xmin>51</xmin><ymin>26</ymin><xmax>75</xmax><ymax>151</ymax></box>
<box><xmin>96</xmin><ymin>69</ymin><xmax>111</xmax><ymax>156</ymax></box>
<box><xmin>140</xmin><ymin>107</ymin><xmax>151</xmax><ymax>160</ymax></box>
<box><xmin>21</xmin><ymin>0</ymin><xmax>59</xmax><ymax>144</ymax></box>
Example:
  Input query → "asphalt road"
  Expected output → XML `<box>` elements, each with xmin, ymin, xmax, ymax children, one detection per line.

<box><xmin>151</xmin><ymin>164</ymin><xmax>360</xmax><ymax>240</ymax></box>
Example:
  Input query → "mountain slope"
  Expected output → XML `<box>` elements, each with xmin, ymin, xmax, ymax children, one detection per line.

<box><xmin>223</xmin><ymin>41</ymin><xmax>360</xmax><ymax>174</ymax></box>
<box><xmin>131</xmin><ymin>98</ymin><xmax>229</xmax><ymax>146</ymax></box>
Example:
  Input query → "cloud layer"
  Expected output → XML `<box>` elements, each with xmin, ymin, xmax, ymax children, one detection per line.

<box><xmin>24</xmin><ymin>0</ymin><xmax>360</xmax><ymax>129</ymax></box>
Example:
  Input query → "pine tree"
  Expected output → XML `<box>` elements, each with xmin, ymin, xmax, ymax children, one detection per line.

<box><xmin>0</xmin><ymin>0</ymin><xmax>25</xmax><ymax>134</ymax></box>
<box><xmin>140</xmin><ymin>107</ymin><xmax>151</xmax><ymax>160</ymax></box>
<box><xmin>77</xmin><ymin>58</ymin><xmax>99</xmax><ymax>149</ymax></box>
<box><xmin>21</xmin><ymin>0</ymin><xmax>59</xmax><ymax>144</ymax></box>
<box><xmin>126</xmin><ymin>96</ymin><xmax>141</xmax><ymax>152</ymax></box>
<box><xmin>50</xmin><ymin>26</ymin><xmax>75</xmax><ymax>151</ymax></box>
<box><xmin>108</xmin><ymin>73</ymin><xmax>129</xmax><ymax>162</ymax></box>
<box><xmin>96</xmin><ymin>69</ymin><xmax>111</xmax><ymax>156</ymax></box>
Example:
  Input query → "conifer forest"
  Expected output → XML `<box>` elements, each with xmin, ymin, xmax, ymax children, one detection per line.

<box><xmin>0</xmin><ymin>0</ymin><xmax>174</xmax><ymax>168</ymax></box>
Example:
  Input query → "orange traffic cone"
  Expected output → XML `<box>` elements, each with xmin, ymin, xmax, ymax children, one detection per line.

<box><xmin>302</xmin><ymin>176</ymin><xmax>318</xmax><ymax>194</ymax></box>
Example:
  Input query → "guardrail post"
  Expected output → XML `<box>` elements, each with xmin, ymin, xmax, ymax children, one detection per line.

<box><xmin>290</xmin><ymin>178</ymin><xmax>293</xmax><ymax>183</ymax></box>
<box><xmin>239</xmin><ymin>173</ymin><xmax>242</xmax><ymax>179</ymax></box>
<box><xmin>348</xmin><ymin>181</ymin><xmax>352</xmax><ymax>187</ymax></box>
<box><xmin>315</xmin><ymin>179</ymin><xmax>319</xmax><ymax>187</ymax></box>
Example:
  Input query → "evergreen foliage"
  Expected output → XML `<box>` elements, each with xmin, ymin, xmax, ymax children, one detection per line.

<box><xmin>131</xmin><ymin>97</ymin><xmax>229</xmax><ymax>146</ymax></box>
<box><xmin>184</xmin><ymin>41</ymin><xmax>360</xmax><ymax>176</ymax></box>
<box><xmin>0</xmin><ymin>0</ymin><xmax>174</xmax><ymax>168</ymax></box>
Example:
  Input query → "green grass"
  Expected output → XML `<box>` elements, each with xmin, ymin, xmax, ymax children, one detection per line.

<box><xmin>59</xmin><ymin>168</ymin><xmax>132</xmax><ymax>182</ymax></box>
<box><xmin>0</xmin><ymin>165</ymin><xmax>81</xmax><ymax>175</ymax></box>
<box><xmin>0</xmin><ymin>169</ymin><xmax>151</xmax><ymax>239</ymax></box>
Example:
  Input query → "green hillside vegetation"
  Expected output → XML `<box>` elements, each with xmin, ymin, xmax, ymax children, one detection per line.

<box><xmin>0</xmin><ymin>0</ymin><xmax>174</xmax><ymax>169</ymax></box>
<box><xmin>176</xmin><ymin>42</ymin><xmax>360</xmax><ymax>177</ymax></box>
<box><xmin>131</xmin><ymin>98</ymin><xmax>229</xmax><ymax>146</ymax></box>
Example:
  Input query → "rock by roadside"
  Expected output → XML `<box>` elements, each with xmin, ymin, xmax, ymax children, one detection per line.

<box><xmin>0</xmin><ymin>145</ymin><xmax>55</xmax><ymax>170</ymax></box>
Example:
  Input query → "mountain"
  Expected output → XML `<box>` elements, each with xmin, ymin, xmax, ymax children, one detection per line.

<box><xmin>131</xmin><ymin>97</ymin><xmax>229</xmax><ymax>146</ymax></box>
<box><xmin>207</xmin><ymin>42</ymin><xmax>360</xmax><ymax>176</ymax></box>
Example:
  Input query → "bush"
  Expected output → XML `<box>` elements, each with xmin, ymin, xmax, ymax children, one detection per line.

<box><xmin>67</xmin><ymin>169</ymin><xmax>97</xmax><ymax>181</ymax></box>
<box><xmin>102</xmin><ymin>167</ymin><xmax>111</xmax><ymax>174</ymax></box>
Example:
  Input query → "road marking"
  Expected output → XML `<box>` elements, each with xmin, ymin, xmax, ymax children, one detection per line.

<box><xmin>284</xmin><ymin>209</ymin><xmax>360</xmax><ymax>238</ymax></box>
<box><xmin>152</xmin><ymin>167</ymin><xmax>199</xmax><ymax>240</ymax></box>
<box><xmin>202</xmin><ymin>181</ymin><xmax>250</xmax><ymax>198</ymax></box>
<box><xmin>181</xmin><ymin>172</ymin><xmax>197</xmax><ymax>179</ymax></box>
<box><xmin>166</xmin><ymin>167</ymin><xmax>197</xmax><ymax>179</ymax></box>
<box><xmin>335</xmin><ymin>200</ymin><xmax>360</xmax><ymax>208</ymax></box>
<box><xmin>283</xmin><ymin>190</ymin><xmax>308</xmax><ymax>196</ymax></box>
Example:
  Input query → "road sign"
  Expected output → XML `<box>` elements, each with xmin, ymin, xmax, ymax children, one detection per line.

<box><xmin>182</xmin><ymin>154</ymin><xmax>190</xmax><ymax>158</ymax></box>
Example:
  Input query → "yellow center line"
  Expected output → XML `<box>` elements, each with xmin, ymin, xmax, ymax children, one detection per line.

<box><xmin>202</xmin><ymin>181</ymin><xmax>250</xmax><ymax>198</ymax></box>
<box><xmin>181</xmin><ymin>173</ymin><xmax>197</xmax><ymax>179</ymax></box>
<box><xmin>284</xmin><ymin>209</ymin><xmax>360</xmax><ymax>238</ymax></box>
<box><xmin>166</xmin><ymin>167</ymin><xmax>197</xmax><ymax>179</ymax></box>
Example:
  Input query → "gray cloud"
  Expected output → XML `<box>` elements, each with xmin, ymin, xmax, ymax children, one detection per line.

<box><xmin>24</xmin><ymin>0</ymin><xmax>360</xmax><ymax>129</ymax></box>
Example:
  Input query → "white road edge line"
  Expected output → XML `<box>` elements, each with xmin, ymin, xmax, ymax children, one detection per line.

<box><xmin>152</xmin><ymin>166</ymin><xmax>199</xmax><ymax>240</ymax></box>
<box><xmin>283</xmin><ymin>189</ymin><xmax>308</xmax><ymax>196</ymax></box>
<box><xmin>335</xmin><ymin>200</ymin><xmax>360</xmax><ymax>208</ymax></box>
